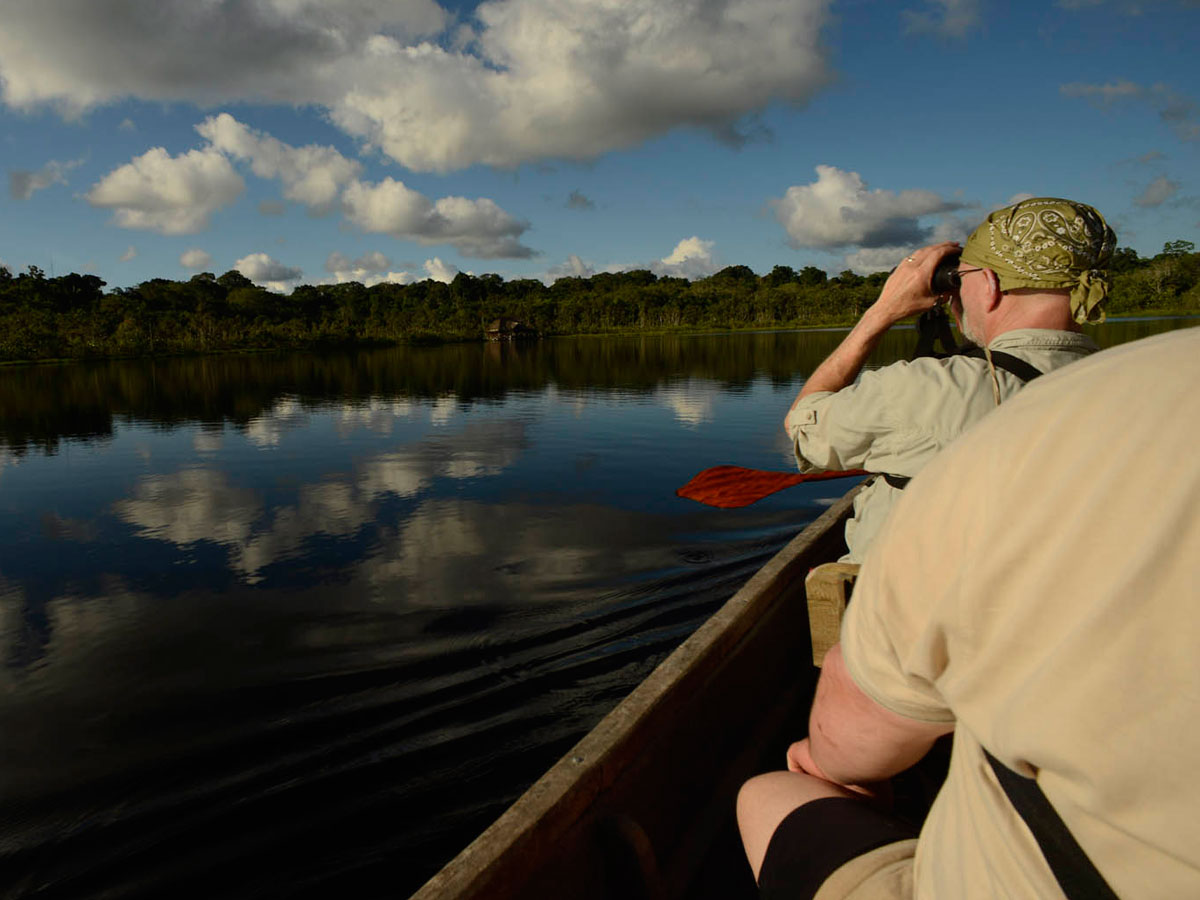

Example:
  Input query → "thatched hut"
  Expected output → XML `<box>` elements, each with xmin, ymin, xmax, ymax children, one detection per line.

<box><xmin>485</xmin><ymin>318</ymin><xmax>538</xmax><ymax>341</ymax></box>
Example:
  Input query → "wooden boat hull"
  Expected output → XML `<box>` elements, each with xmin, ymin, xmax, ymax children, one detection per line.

<box><xmin>413</xmin><ymin>487</ymin><xmax>858</xmax><ymax>900</ymax></box>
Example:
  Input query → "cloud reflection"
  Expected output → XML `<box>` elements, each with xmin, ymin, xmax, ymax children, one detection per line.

<box><xmin>336</xmin><ymin>398</ymin><xmax>419</xmax><ymax>436</ymax></box>
<box><xmin>657</xmin><ymin>383</ymin><xmax>718</xmax><ymax>426</ymax></box>
<box><xmin>112</xmin><ymin>419</ymin><xmax>528</xmax><ymax>582</ymax></box>
<box><xmin>359</xmin><ymin>498</ymin><xmax>672</xmax><ymax>606</ymax></box>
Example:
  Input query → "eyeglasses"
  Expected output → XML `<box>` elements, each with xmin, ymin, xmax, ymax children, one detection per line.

<box><xmin>947</xmin><ymin>266</ymin><xmax>984</xmax><ymax>290</ymax></box>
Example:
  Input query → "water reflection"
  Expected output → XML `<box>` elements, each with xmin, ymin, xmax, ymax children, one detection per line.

<box><xmin>0</xmin><ymin>319</ymin><xmax>1193</xmax><ymax>898</ymax></box>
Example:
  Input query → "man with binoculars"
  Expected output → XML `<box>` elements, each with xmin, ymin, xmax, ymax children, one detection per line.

<box><xmin>784</xmin><ymin>196</ymin><xmax>1115</xmax><ymax>562</ymax></box>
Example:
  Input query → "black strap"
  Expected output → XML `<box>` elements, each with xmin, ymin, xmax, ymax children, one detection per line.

<box><xmin>983</xmin><ymin>750</ymin><xmax>1119</xmax><ymax>900</ymax></box>
<box><xmin>882</xmin><ymin>347</ymin><xmax>1045</xmax><ymax>491</ymax></box>
<box><xmin>958</xmin><ymin>347</ymin><xmax>1045</xmax><ymax>383</ymax></box>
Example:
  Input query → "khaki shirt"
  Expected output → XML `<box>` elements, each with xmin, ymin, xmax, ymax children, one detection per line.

<box><xmin>839</xmin><ymin>327</ymin><xmax>1200</xmax><ymax>898</ymax></box>
<box><xmin>784</xmin><ymin>329</ymin><xmax>1098</xmax><ymax>561</ymax></box>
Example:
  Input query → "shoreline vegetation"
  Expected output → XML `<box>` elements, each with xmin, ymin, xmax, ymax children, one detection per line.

<box><xmin>2</xmin><ymin>241</ymin><xmax>1196</xmax><ymax>364</ymax></box>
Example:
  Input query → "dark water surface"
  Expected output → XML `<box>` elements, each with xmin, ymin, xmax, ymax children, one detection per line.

<box><xmin>0</xmin><ymin>320</ymin><xmax>1192</xmax><ymax>898</ymax></box>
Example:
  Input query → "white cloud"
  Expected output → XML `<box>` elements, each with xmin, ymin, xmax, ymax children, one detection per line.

<box><xmin>0</xmin><ymin>0</ymin><xmax>448</xmax><ymax>116</ymax></box>
<box><xmin>843</xmin><ymin>246</ymin><xmax>910</xmax><ymax>274</ymax></box>
<box><xmin>1134</xmin><ymin>176</ymin><xmax>1180</xmax><ymax>208</ymax></box>
<box><xmin>196</xmin><ymin>113</ymin><xmax>362</xmax><ymax>214</ymax></box>
<box><xmin>9</xmin><ymin>158</ymin><xmax>82</xmax><ymax>200</ymax></box>
<box><xmin>323</xmin><ymin>249</ymin><xmax>419</xmax><ymax>286</ymax></box>
<box><xmin>342</xmin><ymin>177</ymin><xmax>533</xmax><ymax>258</ymax></box>
<box><xmin>331</xmin><ymin>0</ymin><xmax>832</xmax><ymax>170</ymax></box>
<box><xmin>235</xmin><ymin>252</ymin><xmax>303</xmax><ymax>290</ymax></box>
<box><xmin>902</xmin><ymin>0</ymin><xmax>982</xmax><ymax>37</ymax></box>
<box><xmin>325</xmin><ymin>250</ymin><xmax>390</xmax><ymax>275</ymax></box>
<box><xmin>424</xmin><ymin>257</ymin><xmax>460</xmax><ymax>283</ymax></box>
<box><xmin>1061</xmin><ymin>80</ymin><xmax>1200</xmax><ymax>142</ymax></box>
<box><xmin>545</xmin><ymin>239</ymin><xmax>720</xmax><ymax>284</ymax></box>
<box><xmin>85</xmin><ymin>147</ymin><xmax>244</xmax><ymax>234</ymax></box>
<box><xmin>118</xmin><ymin>117</ymin><xmax>136</xmax><ymax>131</ymax></box>
<box><xmin>118</xmin><ymin>245</ymin><xmax>137</xmax><ymax>263</ymax></box>
<box><xmin>652</xmin><ymin>236</ymin><xmax>720</xmax><ymax>279</ymax></box>
<box><xmin>180</xmin><ymin>248</ymin><xmax>213</xmax><ymax>270</ymax></box>
<box><xmin>773</xmin><ymin>165</ymin><xmax>964</xmax><ymax>249</ymax></box>
<box><xmin>1003</xmin><ymin>192</ymin><xmax>1036</xmax><ymax>207</ymax></box>
<box><xmin>546</xmin><ymin>253</ymin><xmax>596</xmax><ymax>282</ymax></box>
<box><xmin>0</xmin><ymin>0</ymin><xmax>834</xmax><ymax>172</ymax></box>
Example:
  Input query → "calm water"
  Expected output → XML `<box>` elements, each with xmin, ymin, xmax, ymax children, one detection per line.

<box><xmin>0</xmin><ymin>319</ymin><xmax>1192</xmax><ymax>898</ymax></box>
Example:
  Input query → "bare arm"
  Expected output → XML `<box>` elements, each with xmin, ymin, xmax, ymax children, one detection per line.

<box><xmin>787</xmin><ymin>242</ymin><xmax>960</xmax><ymax>418</ymax></box>
<box><xmin>788</xmin><ymin>643</ymin><xmax>953</xmax><ymax>787</ymax></box>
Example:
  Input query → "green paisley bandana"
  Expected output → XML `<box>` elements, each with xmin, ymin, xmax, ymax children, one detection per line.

<box><xmin>960</xmin><ymin>197</ymin><xmax>1116</xmax><ymax>324</ymax></box>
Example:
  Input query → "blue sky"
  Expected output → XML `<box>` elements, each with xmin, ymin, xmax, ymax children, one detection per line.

<box><xmin>1</xmin><ymin>0</ymin><xmax>1197</xmax><ymax>291</ymax></box>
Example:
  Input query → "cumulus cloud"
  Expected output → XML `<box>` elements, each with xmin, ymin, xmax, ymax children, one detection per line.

<box><xmin>0</xmin><ymin>0</ymin><xmax>834</xmax><ymax>172</ymax></box>
<box><xmin>118</xmin><ymin>245</ymin><xmax>137</xmax><ymax>263</ymax></box>
<box><xmin>546</xmin><ymin>253</ymin><xmax>596</xmax><ymax>282</ymax></box>
<box><xmin>180</xmin><ymin>248</ymin><xmax>213</xmax><ymax>270</ymax></box>
<box><xmin>197</xmin><ymin>113</ymin><xmax>362</xmax><ymax>214</ymax></box>
<box><xmin>85</xmin><ymin>147</ymin><xmax>244</xmax><ymax>234</ymax></box>
<box><xmin>652</xmin><ymin>236</ymin><xmax>720</xmax><ymax>279</ymax></box>
<box><xmin>326</xmin><ymin>250</ymin><xmax>391</xmax><ymax>275</ymax></box>
<box><xmin>843</xmin><ymin>247</ymin><xmax>910</xmax><ymax>274</ymax></box>
<box><xmin>1061</xmin><ymin>80</ymin><xmax>1200</xmax><ymax>142</ymax></box>
<box><xmin>323</xmin><ymin>249</ymin><xmax>418</xmax><ymax>285</ymax></box>
<box><xmin>0</xmin><ymin>0</ymin><xmax>448</xmax><ymax>116</ymax></box>
<box><xmin>342</xmin><ymin>178</ymin><xmax>534</xmax><ymax>258</ymax></box>
<box><xmin>235</xmin><ymin>252</ymin><xmax>303</xmax><ymax>290</ymax></box>
<box><xmin>902</xmin><ymin>0</ymin><xmax>982</xmax><ymax>38</ymax></box>
<box><xmin>423</xmin><ymin>257</ymin><xmax>460</xmax><ymax>283</ymax></box>
<box><xmin>1134</xmin><ymin>176</ymin><xmax>1180</xmax><ymax>208</ymax></box>
<box><xmin>773</xmin><ymin>165</ymin><xmax>964</xmax><ymax>249</ymax></box>
<box><xmin>566</xmin><ymin>190</ymin><xmax>594</xmax><ymax>210</ymax></box>
<box><xmin>9</xmin><ymin>158</ymin><xmax>82</xmax><ymax>200</ymax></box>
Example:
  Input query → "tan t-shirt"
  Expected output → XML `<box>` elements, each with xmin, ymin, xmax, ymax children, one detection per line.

<box><xmin>841</xmin><ymin>326</ymin><xmax>1200</xmax><ymax>898</ymax></box>
<box><xmin>785</xmin><ymin>329</ymin><xmax>1098</xmax><ymax>561</ymax></box>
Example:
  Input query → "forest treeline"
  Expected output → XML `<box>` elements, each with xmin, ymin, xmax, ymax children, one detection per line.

<box><xmin>1</xmin><ymin>241</ymin><xmax>1196</xmax><ymax>362</ymax></box>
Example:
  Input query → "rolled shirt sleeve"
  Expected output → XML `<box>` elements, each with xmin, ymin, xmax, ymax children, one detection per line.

<box><xmin>785</xmin><ymin>362</ymin><xmax>940</xmax><ymax>476</ymax></box>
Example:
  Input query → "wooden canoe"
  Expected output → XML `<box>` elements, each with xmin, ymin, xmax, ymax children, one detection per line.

<box><xmin>411</xmin><ymin>485</ymin><xmax>861</xmax><ymax>900</ymax></box>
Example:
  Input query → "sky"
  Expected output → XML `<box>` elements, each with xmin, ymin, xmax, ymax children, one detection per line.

<box><xmin>1</xmin><ymin>0</ymin><xmax>1197</xmax><ymax>292</ymax></box>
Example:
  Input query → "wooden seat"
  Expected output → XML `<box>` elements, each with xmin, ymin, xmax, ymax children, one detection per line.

<box><xmin>804</xmin><ymin>562</ymin><xmax>860</xmax><ymax>667</ymax></box>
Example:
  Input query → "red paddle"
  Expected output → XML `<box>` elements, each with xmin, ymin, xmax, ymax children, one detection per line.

<box><xmin>676</xmin><ymin>465</ymin><xmax>868</xmax><ymax>509</ymax></box>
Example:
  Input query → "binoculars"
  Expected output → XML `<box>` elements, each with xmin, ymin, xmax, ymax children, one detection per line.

<box><xmin>929</xmin><ymin>253</ymin><xmax>963</xmax><ymax>295</ymax></box>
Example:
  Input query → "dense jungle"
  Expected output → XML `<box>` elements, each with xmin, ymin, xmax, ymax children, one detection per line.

<box><xmin>1</xmin><ymin>240</ymin><xmax>1196</xmax><ymax>362</ymax></box>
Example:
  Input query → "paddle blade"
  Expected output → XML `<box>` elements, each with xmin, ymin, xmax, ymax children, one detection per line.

<box><xmin>676</xmin><ymin>465</ymin><xmax>868</xmax><ymax>508</ymax></box>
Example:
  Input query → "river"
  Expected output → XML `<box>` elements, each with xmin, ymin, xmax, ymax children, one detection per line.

<box><xmin>0</xmin><ymin>318</ymin><xmax>1193</xmax><ymax>898</ymax></box>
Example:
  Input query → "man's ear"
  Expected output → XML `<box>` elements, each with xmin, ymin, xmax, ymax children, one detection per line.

<box><xmin>983</xmin><ymin>269</ymin><xmax>1004</xmax><ymax>312</ymax></box>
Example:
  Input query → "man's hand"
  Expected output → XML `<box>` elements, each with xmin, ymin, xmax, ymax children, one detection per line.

<box><xmin>869</xmin><ymin>241</ymin><xmax>961</xmax><ymax>327</ymax></box>
<box><xmin>786</xmin><ymin>737</ymin><xmax>826</xmax><ymax>776</ymax></box>
<box><xmin>787</xmin><ymin>241</ymin><xmax>961</xmax><ymax>409</ymax></box>
<box><xmin>787</xmin><ymin>737</ymin><xmax>888</xmax><ymax>801</ymax></box>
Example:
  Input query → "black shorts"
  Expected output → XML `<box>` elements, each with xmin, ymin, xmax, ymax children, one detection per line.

<box><xmin>757</xmin><ymin>797</ymin><xmax>919</xmax><ymax>900</ymax></box>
